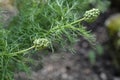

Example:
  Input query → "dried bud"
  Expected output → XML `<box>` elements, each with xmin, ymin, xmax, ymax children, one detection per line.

<box><xmin>33</xmin><ymin>38</ymin><xmax>50</xmax><ymax>50</ymax></box>
<box><xmin>83</xmin><ymin>8</ymin><xmax>100</xmax><ymax>22</ymax></box>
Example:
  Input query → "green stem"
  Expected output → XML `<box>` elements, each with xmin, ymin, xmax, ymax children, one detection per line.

<box><xmin>0</xmin><ymin>46</ymin><xmax>35</xmax><ymax>57</ymax></box>
<box><xmin>44</xmin><ymin>18</ymin><xmax>85</xmax><ymax>37</ymax></box>
<box><xmin>69</xmin><ymin>18</ymin><xmax>85</xmax><ymax>25</ymax></box>
<box><xmin>9</xmin><ymin>46</ymin><xmax>35</xmax><ymax>56</ymax></box>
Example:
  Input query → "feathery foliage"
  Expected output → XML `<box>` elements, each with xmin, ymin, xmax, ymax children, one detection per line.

<box><xmin>0</xmin><ymin>0</ymin><xmax>103</xmax><ymax>80</ymax></box>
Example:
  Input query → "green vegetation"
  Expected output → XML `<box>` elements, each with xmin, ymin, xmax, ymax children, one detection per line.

<box><xmin>0</xmin><ymin>0</ymin><xmax>110</xmax><ymax>79</ymax></box>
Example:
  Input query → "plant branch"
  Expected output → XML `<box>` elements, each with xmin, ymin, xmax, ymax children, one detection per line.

<box><xmin>9</xmin><ymin>46</ymin><xmax>35</xmax><ymax>56</ymax></box>
<box><xmin>0</xmin><ymin>46</ymin><xmax>35</xmax><ymax>57</ymax></box>
<box><xmin>69</xmin><ymin>18</ymin><xmax>85</xmax><ymax>25</ymax></box>
<box><xmin>44</xmin><ymin>18</ymin><xmax>85</xmax><ymax>37</ymax></box>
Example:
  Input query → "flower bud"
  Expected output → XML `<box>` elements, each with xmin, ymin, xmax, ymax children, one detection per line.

<box><xmin>33</xmin><ymin>38</ymin><xmax>50</xmax><ymax>50</ymax></box>
<box><xmin>83</xmin><ymin>8</ymin><xmax>100</xmax><ymax>22</ymax></box>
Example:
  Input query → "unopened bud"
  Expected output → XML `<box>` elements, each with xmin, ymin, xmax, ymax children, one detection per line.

<box><xmin>33</xmin><ymin>38</ymin><xmax>50</xmax><ymax>50</ymax></box>
<box><xmin>83</xmin><ymin>8</ymin><xmax>100</xmax><ymax>22</ymax></box>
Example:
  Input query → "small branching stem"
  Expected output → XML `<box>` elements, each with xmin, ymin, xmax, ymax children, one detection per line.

<box><xmin>45</xmin><ymin>18</ymin><xmax>85</xmax><ymax>37</ymax></box>
<box><xmin>9</xmin><ymin>46</ymin><xmax>35</xmax><ymax>56</ymax></box>
<box><xmin>0</xmin><ymin>46</ymin><xmax>35</xmax><ymax>57</ymax></box>
<box><xmin>69</xmin><ymin>18</ymin><xmax>85</xmax><ymax>25</ymax></box>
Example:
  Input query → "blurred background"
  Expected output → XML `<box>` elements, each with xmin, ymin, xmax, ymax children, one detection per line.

<box><xmin>0</xmin><ymin>0</ymin><xmax>120</xmax><ymax>80</ymax></box>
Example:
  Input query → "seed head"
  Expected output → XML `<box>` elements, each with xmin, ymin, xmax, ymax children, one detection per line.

<box><xmin>33</xmin><ymin>38</ymin><xmax>50</xmax><ymax>50</ymax></box>
<box><xmin>83</xmin><ymin>8</ymin><xmax>100</xmax><ymax>22</ymax></box>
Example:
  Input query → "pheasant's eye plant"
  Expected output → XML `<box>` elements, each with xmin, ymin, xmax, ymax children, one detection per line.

<box><xmin>0</xmin><ymin>0</ymin><xmax>101</xmax><ymax>80</ymax></box>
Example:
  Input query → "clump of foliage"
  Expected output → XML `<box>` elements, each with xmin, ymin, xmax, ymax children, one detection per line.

<box><xmin>0</xmin><ymin>0</ymin><xmax>101</xmax><ymax>80</ymax></box>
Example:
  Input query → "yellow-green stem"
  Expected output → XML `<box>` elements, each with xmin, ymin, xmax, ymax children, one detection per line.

<box><xmin>69</xmin><ymin>18</ymin><xmax>85</xmax><ymax>25</ymax></box>
<box><xmin>9</xmin><ymin>46</ymin><xmax>35</xmax><ymax>56</ymax></box>
<box><xmin>0</xmin><ymin>46</ymin><xmax>35</xmax><ymax>57</ymax></box>
<box><xmin>44</xmin><ymin>18</ymin><xmax>85</xmax><ymax>37</ymax></box>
